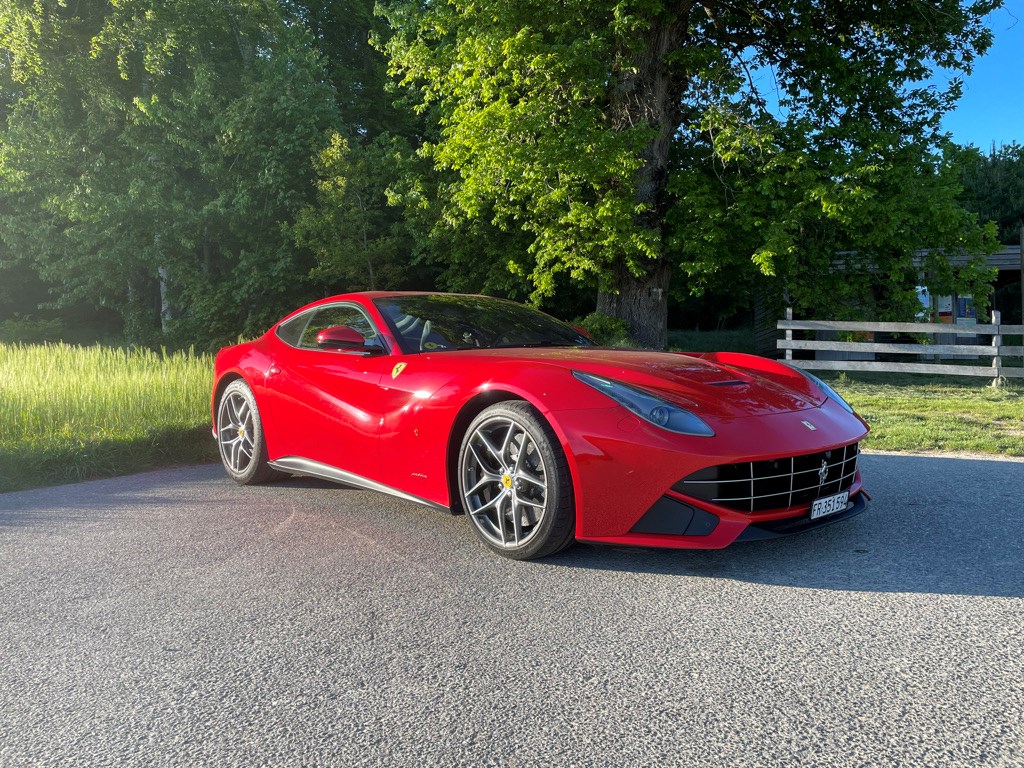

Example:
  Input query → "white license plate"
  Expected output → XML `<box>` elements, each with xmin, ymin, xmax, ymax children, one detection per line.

<box><xmin>810</xmin><ymin>491</ymin><xmax>850</xmax><ymax>520</ymax></box>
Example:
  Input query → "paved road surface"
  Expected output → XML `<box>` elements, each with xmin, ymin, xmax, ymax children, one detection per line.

<box><xmin>1</xmin><ymin>453</ymin><xmax>1022</xmax><ymax>767</ymax></box>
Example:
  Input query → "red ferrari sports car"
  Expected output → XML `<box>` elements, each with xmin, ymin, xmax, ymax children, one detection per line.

<box><xmin>212</xmin><ymin>292</ymin><xmax>870</xmax><ymax>559</ymax></box>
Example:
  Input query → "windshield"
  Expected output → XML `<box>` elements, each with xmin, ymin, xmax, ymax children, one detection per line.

<box><xmin>374</xmin><ymin>294</ymin><xmax>594</xmax><ymax>354</ymax></box>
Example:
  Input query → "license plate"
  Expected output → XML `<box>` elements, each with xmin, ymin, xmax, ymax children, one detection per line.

<box><xmin>810</xmin><ymin>491</ymin><xmax>850</xmax><ymax>520</ymax></box>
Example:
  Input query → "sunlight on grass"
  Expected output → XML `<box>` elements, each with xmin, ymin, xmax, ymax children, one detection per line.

<box><xmin>822</xmin><ymin>372</ymin><xmax>1024</xmax><ymax>457</ymax></box>
<box><xmin>0</xmin><ymin>343</ymin><xmax>216</xmax><ymax>492</ymax></box>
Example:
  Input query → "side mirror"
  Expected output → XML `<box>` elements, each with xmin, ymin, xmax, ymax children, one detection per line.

<box><xmin>316</xmin><ymin>325</ymin><xmax>384</xmax><ymax>355</ymax></box>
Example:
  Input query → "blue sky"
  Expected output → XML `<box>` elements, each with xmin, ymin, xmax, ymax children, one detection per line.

<box><xmin>939</xmin><ymin>3</ymin><xmax>1024</xmax><ymax>149</ymax></box>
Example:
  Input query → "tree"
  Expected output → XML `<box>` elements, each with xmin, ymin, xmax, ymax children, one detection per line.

<box><xmin>960</xmin><ymin>143</ymin><xmax>1024</xmax><ymax>245</ymax></box>
<box><xmin>293</xmin><ymin>133</ymin><xmax>419</xmax><ymax>293</ymax></box>
<box><xmin>0</xmin><ymin>0</ymin><xmax>338</xmax><ymax>347</ymax></box>
<box><xmin>959</xmin><ymin>142</ymin><xmax>1024</xmax><ymax>323</ymax></box>
<box><xmin>681</xmin><ymin>137</ymin><xmax>999</xmax><ymax>323</ymax></box>
<box><xmin>379</xmin><ymin>0</ymin><xmax>1001</xmax><ymax>346</ymax></box>
<box><xmin>282</xmin><ymin>0</ymin><xmax>415</xmax><ymax>139</ymax></box>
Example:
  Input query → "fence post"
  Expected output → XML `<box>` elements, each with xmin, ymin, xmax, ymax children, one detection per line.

<box><xmin>991</xmin><ymin>309</ymin><xmax>1002</xmax><ymax>387</ymax></box>
<box><xmin>784</xmin><ymin>307</ymin><xmax>793</xmax><ymax>361</ymax></box>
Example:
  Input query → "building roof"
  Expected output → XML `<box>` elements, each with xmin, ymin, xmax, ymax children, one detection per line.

<box><xmin>917</xmin><ymin>245</ymin><xmax>1022</xmax><ymax>272</ymax></box>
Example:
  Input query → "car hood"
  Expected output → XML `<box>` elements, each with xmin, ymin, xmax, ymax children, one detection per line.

<box><xmin>429</xmin><ymin>347</ymin><xmax>825</xmax><ymax>418</ymax></box>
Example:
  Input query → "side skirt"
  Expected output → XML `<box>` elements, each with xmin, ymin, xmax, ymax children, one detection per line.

<box><xmin>268</xmin><ymin>456</ymin><xmax>451</xmax><ymax>514</ymax></box>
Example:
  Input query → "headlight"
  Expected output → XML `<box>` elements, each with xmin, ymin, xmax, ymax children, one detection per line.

<box><xmin>789</xmin><ymin>366</ymin><xmax>854</xmax><ymax>414</ymax></box>
<box><xmin>573</xmin><ymin>371</ymin><xmax>715</xmax><ymax>437</ymax></box>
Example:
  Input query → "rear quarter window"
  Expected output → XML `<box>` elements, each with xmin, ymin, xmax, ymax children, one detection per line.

<box><xmin>276</xmin><ymin>313</ymin><xmax>310</xmax><ymax>347</ymax></box>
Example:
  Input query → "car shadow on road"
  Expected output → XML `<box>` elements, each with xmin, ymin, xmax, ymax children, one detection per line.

<box><xmin>0</xmin><ymin>464</ymin><xmax>226</xmax><ymax>526</ymax></box>
<box><xmin>544</xmin><ymin>453</ymin><xmax>1024</xmax><ymax>599</ymax></box>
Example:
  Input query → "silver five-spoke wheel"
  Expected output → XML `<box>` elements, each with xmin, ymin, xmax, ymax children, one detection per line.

<box><xmin>458</xmin><ymin>401</ymin><xmax>574</xmax><ymax>559</ymax></box>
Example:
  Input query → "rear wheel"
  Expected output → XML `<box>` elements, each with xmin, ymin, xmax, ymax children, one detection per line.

<box><xmin>216</xmin><ymin>379</ymin><xmax>284</xmax><ymax>485</ymax></box>
<box><xmin>458</xmin><ymin>401</ymin><xmax>575</xmax><ymax>560</ymax></box>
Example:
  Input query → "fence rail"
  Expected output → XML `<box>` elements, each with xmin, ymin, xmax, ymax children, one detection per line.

<box><xmin>777</xmin><ymin>309</ymin><xmax>1024</xmax><ymax>384</ymax></box>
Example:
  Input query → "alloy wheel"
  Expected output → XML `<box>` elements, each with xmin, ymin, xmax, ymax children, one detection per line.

<box><xmin>460</xmin><ymin>415</ymin><xmax>549</xmax><ymax>549</ymax></box>
<box><xmin>218</xmin><ymin>390</ymin><xmax>256</xmax><ymax>475</ymax></box>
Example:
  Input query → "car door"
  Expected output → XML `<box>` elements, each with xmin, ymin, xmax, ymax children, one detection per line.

<box><xmin>260</xmin><ymin>302</ymin><xmax>393</xmax><ymax>483</ymax></box>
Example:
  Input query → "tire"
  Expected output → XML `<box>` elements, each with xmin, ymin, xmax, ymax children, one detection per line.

<box><xmin>457</xmin><ymin>401</ymin><xmax>575</xmax><ymax>560</ymax></box>
<box><xmin>216</xmin><ymin>379</ymin><xmax>285</xmax><ymax>485</ymax></box>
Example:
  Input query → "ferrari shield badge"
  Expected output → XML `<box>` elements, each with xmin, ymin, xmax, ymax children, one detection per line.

<box><xmin>391</xmin><ymin>362</ymin><xmax>407</xmax><ymax>379</ymax></box>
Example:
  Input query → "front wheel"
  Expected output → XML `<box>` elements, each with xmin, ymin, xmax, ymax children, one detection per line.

<box><xmin>216</xmin><ymin>379</ymin><xmax>284</xmax><ymax>485</ymax></box>
<box><xmin>458</xmin><ymin>401</ymin><xmax>575</xmax><ymax>560</ymax></box>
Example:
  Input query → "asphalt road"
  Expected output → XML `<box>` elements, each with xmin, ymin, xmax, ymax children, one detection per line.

<box><xmin>1</xmin><ymin>453</ymin><xmax>1022</xmax><ymax>767</ymax></box>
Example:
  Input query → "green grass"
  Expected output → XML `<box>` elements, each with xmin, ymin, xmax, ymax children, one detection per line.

<box><xmin>820</xmin><ymin>371</ymin><xmax>1024</xmax><ymax>457</ymax></box>
<box><xmin>0</xmin><ymin>343</ymin><xmax>217</xmax><ymax>493</ymax></box>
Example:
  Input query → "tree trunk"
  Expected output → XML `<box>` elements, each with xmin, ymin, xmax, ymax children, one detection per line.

<box><xmin>598</xmin><ymin>13</ymin><xmax>688</xmax><ymax>349</ymax></box>
<box><xmin>124</xmin><ymin>272</ymin><xmax>161</xmax><ymax>346</ymax></box>
<box><xmin>158</xmin><ymin>266</ymin><xmax>173</xmax><ymax>335</ymax></box>
<box><xmin>597</xmin><ymin>259</ymin><xmax>673</xmax><ymax>349</ymax></box>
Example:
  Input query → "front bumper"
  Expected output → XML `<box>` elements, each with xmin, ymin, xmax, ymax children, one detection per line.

<box><xmin>575</xmin><ymin>488</ymin><xmax>870</xmax><ymax>550</ymax></box>
<box><xmin>734</xmin><ymin>489</ymin><xmax>870</xmax><ymax>542</ymax></box>
<box><xmin>552</xmin><ymin>396</ymin><xmax>869</xmax><ymax>546</ymax></box>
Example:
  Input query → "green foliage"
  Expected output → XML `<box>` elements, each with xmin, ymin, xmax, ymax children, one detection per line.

<box><xmin>573</xmin><ymin>312</ymin><xmax>631</xmax><ymax>346</ymax></box>
<box><xmin>681</xmin><ymin>138</ymin><xmax>1001</xmax><ymax>321</ymax></box>
<box><xmin>293</xmin><ymin>133</ymin><xmax>420</xmax><ymax>293</ymax></box>
<box><xmin>0</xmin><ymin>0</ymin><xmax>341</xmax><ymax>348</ymax></box>
<box><xmin>285</xmin><ymin>0</ymin><xmax>415</xmax><ymax>138</ymax></box>
<box><xmin>379</xmin><ymin>0</ymin><xmax>1002</xmax><ymax>340</ymax></box>
<box><xmin>667</xmin><ymin>329</ymin><xmax>754</xmax><ymax>354</ymax></box>
<box><xmin>0</xmin><ymin>317</ymin><xmax>63</xmax><ymax>344</ymax></box>
<box><xmin>959</xmin><ymin>142</ymin><xmax>1024</xmax><ymax>245</ymax></box>
<box><xmin>378</xmin><ymin>0</ymin><xmax>652</xmax><ymax>302</ymax></box>
<box><xmin>0</xmin><ymin>0</ymin><xmax>1014</xmax><ymax>350</ymax></box>
<box><xmin>0</xmin><ymin>342</ymin><xmax>215</xmax><ymax>492</ymax></box>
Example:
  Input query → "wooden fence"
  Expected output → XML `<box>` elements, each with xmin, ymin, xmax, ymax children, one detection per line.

<box><xmin>777</xmin><ymin>309</ymin><xmax>1024</xmax><ymax>385</ymax></box>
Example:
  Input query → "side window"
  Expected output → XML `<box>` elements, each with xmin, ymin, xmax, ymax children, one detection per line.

<box><xmin>296</xmin><ymin>305</ymin><xmax>380</xmax><ymax>350</ymax></box>
<box><xmin>276</xmin><ymin>313</ymin><xmax>310</xmax><ymax>347</ymax></box>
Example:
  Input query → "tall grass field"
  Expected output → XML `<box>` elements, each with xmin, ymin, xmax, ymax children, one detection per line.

<box><xmin>0</xmin><ymin>343</ymin><xmax>216</xmax><ymax>493</ymax></box>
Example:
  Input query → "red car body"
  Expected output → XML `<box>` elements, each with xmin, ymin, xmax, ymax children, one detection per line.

<box><xmin>212</xmin><ymin>292</ymin><xmax>870</xmax><ymax>553</ymax></box>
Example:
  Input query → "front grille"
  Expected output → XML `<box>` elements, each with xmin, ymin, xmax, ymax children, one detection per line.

<box><xmin>673</xmin><ymin>442</ymin><xmax>860</xmax><ymax>513</ymax></box>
